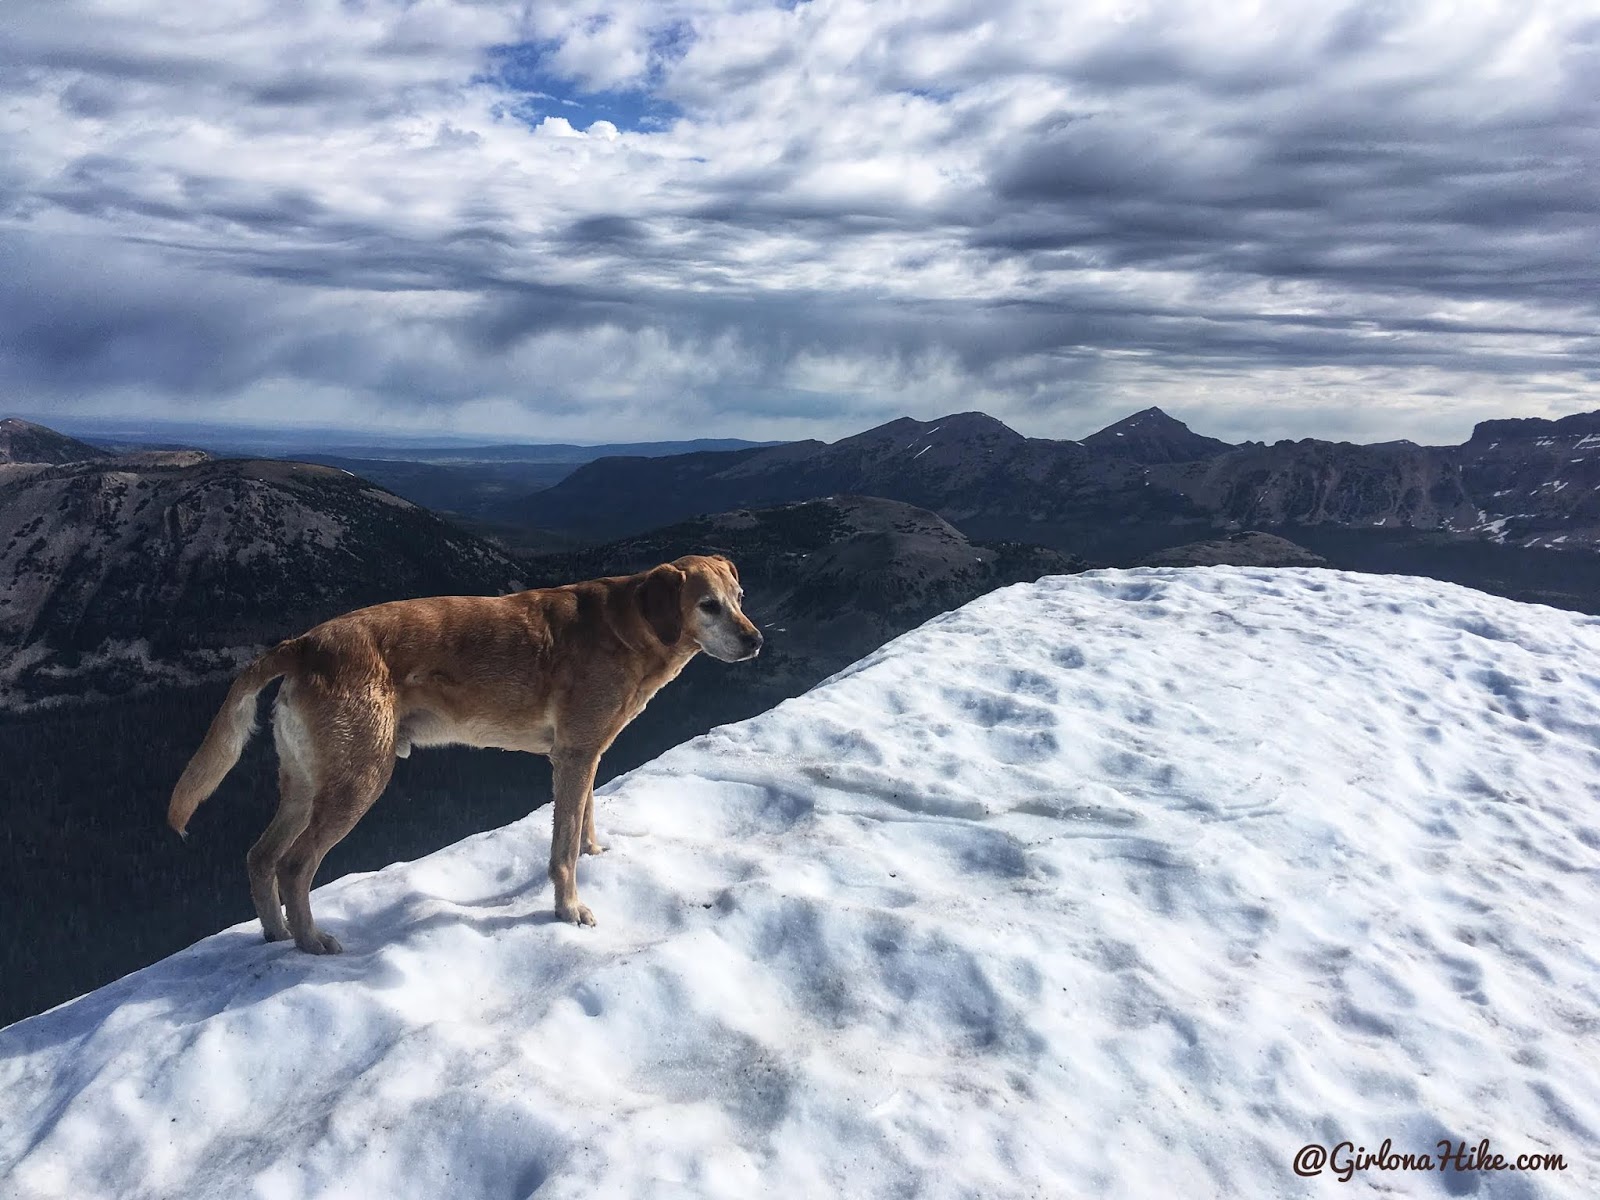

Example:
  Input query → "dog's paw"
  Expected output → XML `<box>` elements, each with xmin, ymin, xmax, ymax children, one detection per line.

<box><xmin>262</xmin><ymin>927</ymin><xmax>292</xmax><ymax>944</ymax></box>
<box><xmin>556</xmin><ymin>902</ymin><xmax>597</xmax><ymax>927</ymax></box>
<box><xmin>295</xmin><ymin>930</ymin><xmax>344</xmax><ymax>955</ymax></box>
<box><xmin>581</xmin><ymin>841</ymin><xmax>608</xmax><ymax>856</ymax></box>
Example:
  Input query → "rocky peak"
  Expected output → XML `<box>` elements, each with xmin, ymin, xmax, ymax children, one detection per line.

<box><xmin>1081</xmin><ymin>407</ymin><xmax>1232</xmax><ymax>463</ymax></box>
<box><xmin>1099</xmin><ymin>406</ymin><xmax>1181</xmax><ymax>431</ymax></box>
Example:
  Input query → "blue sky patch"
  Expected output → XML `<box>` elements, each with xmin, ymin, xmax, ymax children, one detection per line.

<box><xmin>481</xmin><ymin>37</ymin><xmax>686</xmax><ymax>133</ymax></box>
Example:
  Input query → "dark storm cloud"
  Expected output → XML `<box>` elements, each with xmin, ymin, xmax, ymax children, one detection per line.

<box><xmin>973</xmin><ymin>19</ymin><xmax>1600</xmax><ymax>322</ymax></box>
<box><xmin>0</xmin><ymin>232</ymin><xmax>284</xmax><ymax>395</ymax></box>
<box><xmin>561</xmin><ymin>215</ymin><xmax>653</xmax><ymax>249</ymax></box>
<box><xmin>0</xmin><ymin>1</ymin><xmax>1596</xmax><ymax>441</ymax></box>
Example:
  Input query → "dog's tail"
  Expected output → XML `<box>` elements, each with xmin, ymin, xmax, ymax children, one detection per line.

<box><xmin>168</xmin><ymin>640</ymin><xmax>300</xmax><ymax>837</ymax></box>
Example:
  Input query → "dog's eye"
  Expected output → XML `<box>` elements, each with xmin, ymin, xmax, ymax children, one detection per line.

<box><xmin>699</xmin><ymin>598</ymin><xmax>722</xmax><ymax>615</ymax></box>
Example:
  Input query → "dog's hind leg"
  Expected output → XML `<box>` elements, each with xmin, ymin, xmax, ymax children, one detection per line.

<box><xmin>247</xmin><ymin>763</ymin><xmax>312</xmax><ymax>942</ymax></box>
<box><xmin>278</xmin><ymin>757</ymin><xmax>392</xmax><ymax>954</ymax></box>
<box><xmin>278</xmin><ymin>687</ymin><xmax>396</xmax><ymax>955</ymax></box>
<box><xmin>247</xmin><ymin>690</ymin><xmax>316</xmax><ymax>942</ymax></box>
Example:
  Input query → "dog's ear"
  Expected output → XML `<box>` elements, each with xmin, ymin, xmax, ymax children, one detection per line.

<box><xmin>638</xmin><ymin>564</ymin><xmax>685</xmax><ymax>647</ymax></box>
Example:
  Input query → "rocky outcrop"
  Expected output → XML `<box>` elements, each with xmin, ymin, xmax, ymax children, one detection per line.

<box><xmin>1457</xmin><ymin>418</ymin><xmax>1600</xmax><ymax>550</ymax></box>
<box><xmin>1138</xmin><ymin>532</ymin><xmax>1327</xmax><ymax>568</ymax></box>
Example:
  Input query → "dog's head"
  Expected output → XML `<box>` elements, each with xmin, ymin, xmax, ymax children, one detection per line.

<box><xmin>638</xmin><ymin>554</ymin><xmax>762</xmax><ymax>662</ymax></box>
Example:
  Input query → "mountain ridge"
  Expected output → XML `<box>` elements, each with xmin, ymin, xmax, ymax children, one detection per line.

<box><xmin>0</xmin><ymin>417</ymin><xmax>107</xmax><ymax>466</ymax></box>
<box><xmin>506</xmin><ymin>405</ymin><xmax>1600</xmax><ymax>552</ymax></box>
<box><xmin>0</xmin><ymin>454</ymin><xmax>527</xmax><ymax>710</ymax></box>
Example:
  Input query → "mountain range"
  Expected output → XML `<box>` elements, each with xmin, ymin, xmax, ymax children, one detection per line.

<box><xmin>0</xmin><ymin>416</ymin><xmax>1080</xmax><ymax>724</ymax></box>
<box><xmin>504</xmin><ymin>405</ymin><xmax>1600</xmax><ymax>556</ymax></box>
<box><xmin>7</xmin><ymin>403</ymin><xmax>1600</xmax><ymax>712</ymax></box>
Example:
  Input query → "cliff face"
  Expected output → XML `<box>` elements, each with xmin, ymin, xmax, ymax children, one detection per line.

<box><xmin>1150</xmin><ymin>440</ymin><xmax>1480</xmax><ymax>532</ymax></box>
<box><xmin>1457</xmin><ymin>417</ymin><xmax>1600</xmax><ymax>549</ymax></box>
<box><xmin>0</xmin><ymin>456</ymin><xmax>525</xmax><ymax>709</ymax></box>
<box><xmin>1466</xmin><ymin>411</ymin><xmax>1600</xmax><ymax>445</ymax></box>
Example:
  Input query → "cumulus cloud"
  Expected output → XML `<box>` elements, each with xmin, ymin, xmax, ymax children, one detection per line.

<box><xmin>0</xmin><ymin>0</ymin><xmax>1595</xmax><ymax>444</ymax></box>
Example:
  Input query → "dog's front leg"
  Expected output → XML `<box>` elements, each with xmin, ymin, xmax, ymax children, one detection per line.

<box><xmin>550</xmin><ymin>748</ymin><xmax>601</xmax><ymax>926</ymax></box>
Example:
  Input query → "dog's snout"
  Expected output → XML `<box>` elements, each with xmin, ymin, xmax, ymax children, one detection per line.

<box><xmin>742</xmin><ymin>628</ymin><xmax>764</xmax><ymax>656</ymax></box>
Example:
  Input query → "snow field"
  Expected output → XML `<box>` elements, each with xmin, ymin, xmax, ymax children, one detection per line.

<box><xmin>2</xmin><ymin>567</ymin><xmax>1599</xmax><ymax>1198</ymax></box>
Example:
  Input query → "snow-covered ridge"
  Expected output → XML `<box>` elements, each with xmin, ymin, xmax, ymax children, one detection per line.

<box><xmin>3</xmin><ymin>569</ymin><xmax>1599</xmax><ymax>1198</ymax></box>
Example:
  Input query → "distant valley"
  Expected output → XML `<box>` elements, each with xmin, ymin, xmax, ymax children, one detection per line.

<box><xmin>37</xmin><ymin>416</ymin><xmax>783</xmax><ymax>523</ymax></box>
<box><xmin>290</xmin><ymin>435</ymin><xmax>789</xmax><ymax>523</ymax></box>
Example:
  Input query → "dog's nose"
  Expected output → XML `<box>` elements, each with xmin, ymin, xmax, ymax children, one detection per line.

<box><xmin>742</xmin><ymin>629</ymin><xmax>764</xmax><ymax>656</ymax></box>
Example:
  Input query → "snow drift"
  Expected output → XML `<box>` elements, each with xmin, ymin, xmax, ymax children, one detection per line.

<box><xmin>3</xmin><ymin>568</ymin><xmax>1599</xmax><ymax>1198</ymax></box>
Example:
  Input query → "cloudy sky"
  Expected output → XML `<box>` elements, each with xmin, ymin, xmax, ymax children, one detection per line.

<box><xmin>1</xmin><ymin>0</ymin><xmax>1596</xmax><ymax>446</ymax></box>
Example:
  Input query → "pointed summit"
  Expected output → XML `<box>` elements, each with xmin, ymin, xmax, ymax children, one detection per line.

<box><xmin>1081</xmin><ymin>407</ymin><xmax>1232</xmax><ymax>463</ymax></box>
<box><xmin>1087</xmin><ymin>407</ymin><xmax>1185</xmax><ymax>437</ymax></box>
